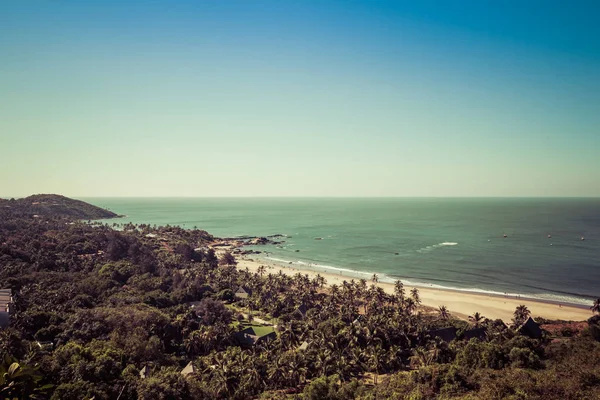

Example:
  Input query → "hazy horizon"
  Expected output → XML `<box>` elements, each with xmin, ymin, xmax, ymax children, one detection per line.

<box><xmin>3</xmin><ymin>194</ymin><xmax>600</xmax><ymax>200</ymax></box>
<box><xmin>2</xmin><ymin>1</ymin><xmax>599</xmax><ymax>197</ymax></box>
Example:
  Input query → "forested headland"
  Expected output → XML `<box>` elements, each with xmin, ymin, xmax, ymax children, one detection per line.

<box><xmin>1</xmin><ymin>195</ymin><xmax>599</xmax><ymax>399</ymax></box>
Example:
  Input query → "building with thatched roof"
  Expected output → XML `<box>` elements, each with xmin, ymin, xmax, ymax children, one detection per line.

<box><xmin>295</xmin><ymin>304</ymin><xmax>308</xmax><ymax>318</ymax></box>
<box><xmin>463</xmin><ymin>327</ymin><xmax>487</xmax><ymax>341</ymax></box>
<box><xmin>235</xmin><ymin>286</ymin><xmax>252</xmax><ymax>299</ymax></box>
<box><xmin>298</xmin><ymin>341</ymin><xmax>309</xmax><ymax>351</ymax></box>
<box><xmin>428</xmin><ymin>327</ymin><xmax>457</xmax><ymax>342</ymax></box>
<box><xmin>517</xmin><ymin>317</ymin><xmax>543</xmax><ymax>338</ymax></box>
<box><xmin>181</xmin><ymin>361</ymin><xmax>196</xmax><ymax>376</ymax></box>
<box><xmin>234</xmin><ymin>327</ymin><xmax>276</xmax><ymax>347</ymax></box>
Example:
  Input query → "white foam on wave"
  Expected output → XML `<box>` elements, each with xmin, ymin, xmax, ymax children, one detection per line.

<box><xmin>265</xmin><ymin>256</ymin><xmax>372</xmax><ymax>276</ymax></box>
<box><xmin>417</xmin><ymin>242</ymin><xmax>458</xmax><ymax>253</ymax></box>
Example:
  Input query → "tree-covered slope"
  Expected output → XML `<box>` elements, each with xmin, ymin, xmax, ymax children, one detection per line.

<box><xmin>0</xmin><ymin>194</ymin><xmax>119</xmax><ymax>220</ymax></box>
<box><xmin>0</xmin><ymin>205</ymin><xmax>599</xmax><ymax>399</ymax></box>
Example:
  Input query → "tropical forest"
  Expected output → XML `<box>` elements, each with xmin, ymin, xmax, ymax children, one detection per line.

<box><xmin>1</xmin><ymin>195</ymin><xmax>599</xmax><ymax>400</ymax></box>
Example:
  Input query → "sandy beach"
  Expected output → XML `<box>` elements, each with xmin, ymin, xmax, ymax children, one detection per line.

<box><xmin>236</xmin><ymin>256</ymin><xmax>592</xmax><ymax>323</ymax></box>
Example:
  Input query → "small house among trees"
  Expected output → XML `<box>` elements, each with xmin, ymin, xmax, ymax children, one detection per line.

<box><xmin>517</xmin><ymin>317</ymin><xmax>543</xmax><ymax>338</ymax></box>
<box><xmin>235</xmin><ymin>286</ymin><xmax>252</xmax><ymax>299</ymax></box>
<box><xmin>234</xmin><ymin>327</ymin><xmax>276</xmax><ymax>347</ymax></box>
<box><xmin>295</xmin><ymin>304</ymin><xmax>308</xmax><ymax>318</ymax></box>
<box><xmin>298</xmin><ymin>341</ymin><xmax>310</xmax><ymax>351</ymax></box>
<box><xmin>463</xmin><ymin>327</ymin><xmax>487</xmax><ymax>341</ymax></box>
<box><xmin>181</xmin><ymin>361</ymin><xmax>196</xmax><ymax>376</ymax></box>
<box><xmin>428</xmin><ymin>327</ymin><xmax>457</xmax><ymax>342</ymax></box>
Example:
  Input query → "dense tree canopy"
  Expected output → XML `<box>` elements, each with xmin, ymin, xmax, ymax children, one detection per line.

<box><xmin>0</xmin><ymin>198</ymin><xmax>599</xmax><ymax>399</ymax></box>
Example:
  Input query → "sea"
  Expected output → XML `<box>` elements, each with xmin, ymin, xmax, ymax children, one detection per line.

<box><xmin>85</xmin><ymin>198</ymin><xmax>600</xmax><ymax>307</ymax></box>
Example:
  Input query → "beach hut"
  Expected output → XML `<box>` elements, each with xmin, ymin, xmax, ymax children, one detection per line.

<box><xmin>181</xmin><ymin>361</ymin><xmax>196</xmax><ymax>376</ymax></box>
<box><xmin>234</xmin><ymin>327</ymin><xmax>276</xmax><ymax>347</ymax></box>
<box><xmin>295</xmin><ymin>304</ymin><xmax>308</xmax><ymax>318</ymax></box>
<box><xmin>517</xmin><ymin>317</ymin><xmax>543</xmax><ymax>339</ymax></box>
<box><xmin>428</xmin><ymin>327</ymin><xmax>457</xmax><ymax>343</ymax></box>
<box><xmin>235</xmin><ymin>286</ymin><xmax>252</xmax><ymax>299</ymax></box>
<box><xmin>463</xmin><ymin>327</ymin><xmax>487</xmax><ymax>341</ymax></box>
<box><xmin>298</xmin><ymin>341</ymin><xmax>310</xmax><ymax>351</ymax></box>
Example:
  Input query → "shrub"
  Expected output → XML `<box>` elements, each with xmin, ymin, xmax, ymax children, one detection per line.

<box><xmin>560</xmin><ymin>326</ymin><xmax>574</xmax><ymax>337</ymax></box>
<box><xmin>509</xmin><ymin>347</ymin><xmax>541</xmax><ymax>369</ymax></box>
<box><xmin>455</xmin><ymin>340</ymin><xmax>508</xmax><ymax>370</ymax></box>
<box><xmin>217</xmin><ymin>288</ymin><xmax>234</xmax><ymax>301</ymax></box>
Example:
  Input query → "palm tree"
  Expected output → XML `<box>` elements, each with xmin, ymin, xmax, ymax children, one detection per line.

<box><xmin>330</xmin><ymin>284</ymin><xmax>339</xmax><ymax>296</ymax></box>
<box><xmin>404</xmin><ymin>297</ymin><xmax>416</xmax><ymax>315</ymax></box>
<box><xmin>184</xmin><ymin>330</ymin><xmax>203</xmax><ymax>356</ymax></box>
<box><xmin>367</xmin><ymin>345</ymin><xmax>386</xmax><ymax>384</ymax></box>
<box><xmin>410</xmin><ymin>287</ymin><xmax>421</xmax><ymax>305</ymax></box>
<box><xmin>513</xmin><ymin>304</ymin><xmax>531</xmax><ymax>325</ymax></box>
<box><xmin>438</xmin><ymin>305</ymin><xmax>450</xmax><ymax>320</ymax></box>
<box><xmin>394</xmin><ymin>280</ymin><xmax>405</xmax><ymax>300</ymax></box>
<box><xmin>591</xmin><ymin>298</ymin><xmax>600</xmax><ymax>314</ymax></box>
<box><xmin>409</xmin><ymin>346</ymin><xmax>433</xmax><ymax>368</ymax></box>
<box><xmin>314</xmin><ymin>273</ymin><xmax>326</xmax><ymax>288</ymax></box>
<box><xmin>468</xmin><ymin>312</ymin><xmax>485</xmax><ymax>327</ymax></box>
<box><xmin>257</xmin><ymin>265</ymin><xmax>266</xmax><ymax>277</ymax></box>
<box><xmin>359</xmin><ymin>278</ymin><xmax>368</xmax><ymax>290</ymax></box>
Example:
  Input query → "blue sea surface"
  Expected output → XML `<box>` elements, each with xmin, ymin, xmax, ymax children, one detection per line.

<box><xmin>86</xmin><ymin>198</ymin><xmax>600</xmax><ymax>306</ymax></box>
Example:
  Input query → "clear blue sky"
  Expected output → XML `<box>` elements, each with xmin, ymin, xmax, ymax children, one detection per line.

<box><xmin>1</xmin><ymin>1</ymin><xmax>599</xmax><ymax>197</ymax></box>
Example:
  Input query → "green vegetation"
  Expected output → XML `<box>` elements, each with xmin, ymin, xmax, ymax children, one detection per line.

<box><xmin>0</xmin><ymin>194</ymin><xmax>119</xmax><ymax>220</ymax></box>
<box><xmin>0</xmin><ymin>197</ymin><xmax>599</xmax><ymax>399</ymax></box>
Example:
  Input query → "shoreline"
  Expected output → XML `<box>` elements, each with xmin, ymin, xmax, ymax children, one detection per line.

<box><xmin>236</xmin><ymin>256</ymin><xmax>593</xmax><ymax>322</ymax></box>
<box><xmin>263</xmin><ymin>256</ymin><xmax>593</xmax><ymax>308</ymax></box>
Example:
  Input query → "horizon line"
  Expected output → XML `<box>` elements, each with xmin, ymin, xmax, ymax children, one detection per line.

<box><xmin>3</xmin><ymin>195</ymin><xmax>600</xmax><ymax>200</ymax></box>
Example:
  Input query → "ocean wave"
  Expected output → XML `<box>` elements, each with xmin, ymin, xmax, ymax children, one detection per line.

<box><xmin>265</xmin><ymin>257</ymin><xmax>372</xmax><ymax>276</ymax></box>
<box><xmin>416</xmin><ymin>242</ymin><xmax>458</xmax><ymax>253</ymax></box>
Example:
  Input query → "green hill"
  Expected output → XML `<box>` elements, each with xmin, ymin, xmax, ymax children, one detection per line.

<box><xmin>0</xmin><ymin>194</ymin><xmax>119</xmax><ymax>220</ymax></box>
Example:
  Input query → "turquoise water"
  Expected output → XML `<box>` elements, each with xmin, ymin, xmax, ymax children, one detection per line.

<box><xmin>86</xmin><ymin>198</ymin><xmax>600</xmax><ymax>306</ymax></box>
